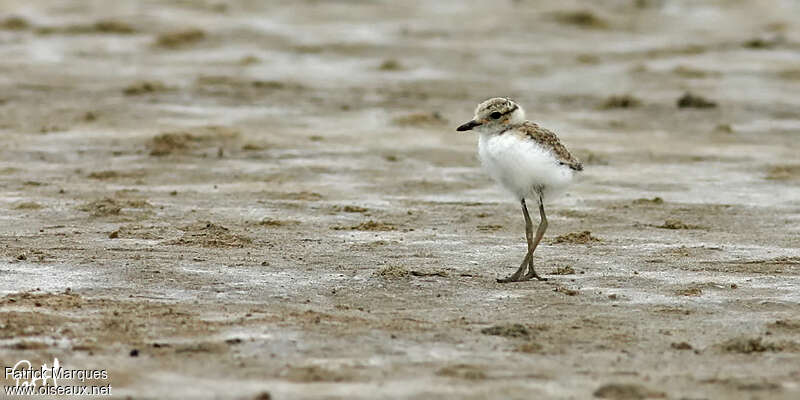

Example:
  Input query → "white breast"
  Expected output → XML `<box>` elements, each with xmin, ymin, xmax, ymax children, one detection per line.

<box><xmin>478</xmin><ymin>132</ymin><xmax>574</xmax><ymax>202</ymax></box>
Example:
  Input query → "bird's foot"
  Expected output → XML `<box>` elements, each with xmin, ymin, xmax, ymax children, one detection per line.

<box><xmin>522</xmin><ymin>271</ymin><xmax>548</xmax><ymax>281</ymax></box>
<box><xmin>497</xmin><ymin>273</ymin><xmax>535</xmax><ymax>283</ymax></box>
<box><xmin>523</xmin><ymin>260</ymin><xmax>548</xmax><ymax>281</ymax></box>
<box><xmin>500</xmin><ymin>268</ymin><xmax>548</xmax><ymax>282</ymax></box>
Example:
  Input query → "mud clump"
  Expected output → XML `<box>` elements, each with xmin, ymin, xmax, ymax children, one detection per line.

<box><xmin>258</xmin><ymin>218</ymin><xmax>299</xmax><ymax>227</ymax></box>
<box><xmin>333</xmin><ymin>220</ymin><xmax>396</xmax><ymax>231</ymax></box>
<box><xmin>123</xmin><ymin>81</ymin><xmax>168</xmax><ymax>96</ymax></box>
<box><xmin>90</xmin><ymin>20</ymin><xmax>137</xmax><ymax>34</ymax></box>
<box><xmin>88</xmin><ymin>170</ymin><xmax>143</xmax><ymax>180</ymax></box>
<box><xmin>1</xmin><ymin>16</ymin><xmax>30</xmax><ymax>30</ymax></box>
<box><xmin>554</xmin><ymin>10</ymin><xmax>609</xmax><ymax>29</ymax></box>
<box><xmin>632</xmin><ymin>197</ymin><xmax>663</xmax><ymax>205</ymax></box>
<box><xmin>743</xmin><ymin>36</ymin><xmax>784</xmax><ymax>49</ymax></box>
<box><xmin>36</xmin><ymin>20</ymin><xmax>136</xmax><ymax>35</ymax></box>
<box><xmin>8</xmin><ymin>340</ymin><xmax>49</xmax><ymax>350</ymax></box>
<box><xmin>677</xmin><ymin>92</ymin><xmax>717</xmax><ymax>109</ymax></box>
<box><xmin>552</xmin><ymin>231</ymin><xmax>601</xmax><ymax>244</ymax></box>
<box><xmin>675</xmin><ymin>286</ymin><xmax>703</xmax><ymax>297</ymax></box>
<box><xmin>476</xmin><ymin>224</ymin><xmax>503</xmax><ymax>232</ymax></box>
<box><xmin>279</xmin><ymin>191</ymin><xmax>323</xmax><ymax>201</ymax></box>
<box><xmin>724</xmin><ymin>378</ymin><xmax>781</xmax><ymax>391</ymax></box>
<box><xmin>284</xmin><ymin>365</ymin><xmax>352</xmax><ymax>383</ymax></box>
<box><xmin>481</xmin><ymin>324</ymin><xmax>530</xmax><ymax>338</ymax></box>
<box><xmin>253</xmin><ymin>393</ymin><xmax>271</xmax><ymax>400</ymax></box>
<box><xmin>554</xmin><ymin>286</ymin><xmax>579</xmax><ymax>296</ymax></box>
<box><xmin>392</xmin><ymin>112</ymin><xmax>447</xmax><ymax>127</ymax></box>
<box><xmin>14</xmin><ymin>201</ymin><xmax>43</xmax><ymax>210</ymax></box>
<box><xmin>378</xmin><ymin>59</ymin><xmax>404</xmax><ymax>71</ymax></box>
<box><xmin>778</xmin><ymin>69</ymin><xmax>800</xmax><ymax>80</ymax></box>
<box><xmin>671</xmin><ymin>342</ymin><xmax>693</xmax><ymax>350</ymax></box>
<box><xmin>354</xmin><ymin>220</ymin><xmax>396</xmax><ymax>231</ymax></box>
<box><xmin>1</xmin><ymin>310</ymin><xmax>68</xmax><ymax>339</ymax></box>
<box><xmin>436</xmin><ymin>364</ymin><xmax>487</xmax><ymax>380</ymax></box>
<box><xmin>110</xmin><ymin>224</ymin><xmax>171</xmax><ymax>240</ymax></box>
<box><xmin>718</xmin><ymin>337</ymin><xmax>797</xmax><ymax>354</ymax></box>
<box><xmin>552</xmin><ymin>265</ymin><xmax>576</xmax><ymax>275</ymax></box>
<box><xmin>765</xmin><ymin>164</ymin><xmax>800</xmax><ymax>181</ymax></box>
<box><xmin>155</xmin><ymin>28</ymin><xmax>206</xmax><ymax>48</ymax></box>
<box><xmin>576</xmin><ymin>54</ymin><xmax>600</xmax><ymax>64</ymax></box>
<box><xmin>657</xmin><ymin>219</ymin><xmax>701</xmax><ymax>230</ymax></box>
<box><xmin>251</xmin><ymin>80</ymin><xmax>305</xmax><ymax>91</ymax></box>
<box><xmin>39</xmin><ymin>125</ymin><xmax>67</xmax><ymax>134</ymax></box>
<box><xmin>148</xmin><ymin>127</ymin><xmax>240</xmax><ymax>156</ymax></box>
<box><xmin>410</xmin><ymin>270</ymin><xmax>447</xmax><ymax>277</ymax></box>
<box><xmin>242</xmin><ymin>143</ymin><xmax>267</xmax><ymax>151</ymax></box>
<box><xmin>593</xmin><ymin>383</ymin><xmax>665</xmax><ymax>399</ymax></box>
<box><xmin>2</xmin><ymin>291</ymin><xmax>84</xmax><ymax>310</ymax></box>
<box><xmin>78</xmin><ymin>198</ymin><xmax>151</xmax><ymax>217</ymax></box>
<box><xmin>173</xmin><ymin>342</ymin><xmax>228</xmax><ymax>354</ymax></box>
<box><xmin>148</xmin><ymin>132</ymin><xmax>195</xmax><ymax>155</ymax></box>
<box><xmin>196</xmin><ymin>76</ymin><xmax>305</xmax><ymax>91</ymax></box>
<box><xmin>767</xmin><ymin>319</ymin><xmax>800</xmax><ymax>332</ymax></box>
<box><xmin>517</xmin><ymin>341</ymin><xmax>544</xmax><ymax>353</ymax></box>
<box><xmin>714</xmin><ymin>124</ymin><xmax>733</xmax><ymax>133</ymax></box>
<box><xmin>171</xmin><ymin>222</ymin><xmax>252</xmax><ymax>248</ymax></box>
<box><xmin>672</xmin><ymin>65</ymin><xmax>719</xmax><ymax>78</ymax></box>
<box><xmin>375</xmin><ymin>265</ymin><xmax>410</xmax><ymax>279</ymax></box>
<box><xmin>239</xmin><ymin>55</ymin><xmax>260</xmax><ymax>65</ymax></box>
<box><xmin>600</xmin><ymin>95</ymin><xmax>641</xmax><ymax>109</ymax></box>
<box><xmin>330</xmin><ymin>204</ymin><xmax>369</xmax><ymax>214</ymax></box>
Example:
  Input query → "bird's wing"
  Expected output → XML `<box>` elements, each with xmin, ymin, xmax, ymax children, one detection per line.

<box><xmin>518</xmin><ymin>122</ymin><xmax>583</xmax><ymax>171</ymax></box>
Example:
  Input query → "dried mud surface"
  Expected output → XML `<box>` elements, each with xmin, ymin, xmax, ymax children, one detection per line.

<box><xmin>1</xmin><ymin>1</ymin><xmax>799</xmax><ymax>399</ymax></box>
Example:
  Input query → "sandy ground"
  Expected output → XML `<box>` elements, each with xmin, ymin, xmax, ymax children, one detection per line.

<box><xmin>1</xmin><ymin>0</ymin><xmax>799</xmax><ymax>399</ymax></box>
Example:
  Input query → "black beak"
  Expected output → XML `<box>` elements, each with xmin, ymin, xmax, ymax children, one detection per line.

<box><xmin>457</xmin><ymin>120</ymin><xmax>481</xmax><ymax>132</ymax></box>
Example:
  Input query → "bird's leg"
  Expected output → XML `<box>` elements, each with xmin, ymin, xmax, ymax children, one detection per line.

<box><xmin>497</xmin><ymin>198</ymin><xmax>536</xmax><ymax>283</ymax></box>
<box><xmin>524</xmin><ymin>198</ymin><xmax>536</xmax><ymax>277</ymax></box>
<box><xmin>522</xmin><ymin>196</ymin><xmax>548</xmax><ymax>281</ymax></box>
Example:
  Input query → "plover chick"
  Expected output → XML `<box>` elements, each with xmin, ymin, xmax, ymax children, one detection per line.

<box><xmin>457</xmin><ymin>97</ymin><xmax>583</xmax><ymax>283</ymax></box>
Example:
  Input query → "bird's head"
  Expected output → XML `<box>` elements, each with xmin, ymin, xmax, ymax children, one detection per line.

<box><xmin>456</xmin><ymin>97</ymin><xmax>525</xmax><ymax>133</ymax></box>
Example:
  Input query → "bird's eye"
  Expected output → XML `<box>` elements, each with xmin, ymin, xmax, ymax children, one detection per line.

<box><xmin>490</xmin><ymin>112</ymin><xmax>502</xmax><ymax>119</ymax></box>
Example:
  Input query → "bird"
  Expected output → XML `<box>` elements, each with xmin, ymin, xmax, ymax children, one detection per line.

<box><xmin>457</xmin><ymin>97</ymin><xmax>583</xmax><ymax>283</ymax></box>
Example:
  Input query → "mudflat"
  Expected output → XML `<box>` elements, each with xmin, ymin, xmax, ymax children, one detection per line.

<box><xmin>1</xmin><ymin>1</ymin><xmax>799</xmax><ymax>399</ymax></box>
